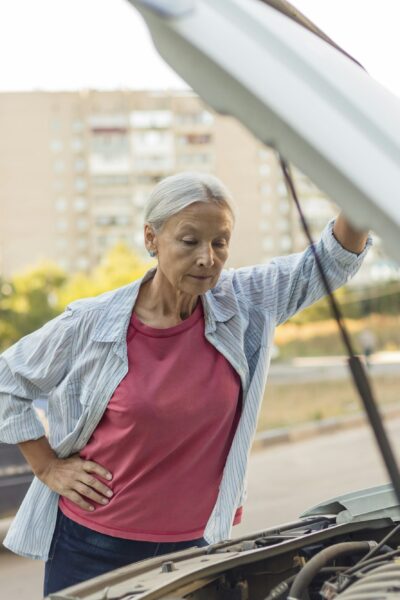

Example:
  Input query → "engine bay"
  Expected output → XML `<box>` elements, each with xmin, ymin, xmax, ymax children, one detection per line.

<box><xmin>51</xmin><ymin>506</ymin><xmax>400</xmax><ymax>600</ymax></box>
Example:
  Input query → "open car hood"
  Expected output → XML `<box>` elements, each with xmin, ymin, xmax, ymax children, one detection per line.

<box><xmin>45</xmin><ymin>484</ymin><xmax>400</xmax><ymax>599</ymax></box>
<box><xmin>128</xmin><ymin>0</ymin><xmax>400</xmax><ymax>261</ymax></box>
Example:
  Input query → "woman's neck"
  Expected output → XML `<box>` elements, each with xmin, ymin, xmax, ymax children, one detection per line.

<box><xmin>137</xmin><ymin>272</ymin><xmax>199</xmax><ymax>324</ymax></box>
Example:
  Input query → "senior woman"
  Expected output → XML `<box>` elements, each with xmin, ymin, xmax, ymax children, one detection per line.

<box><xmin>0</xmin><ymin>172</ymin><xmax>370</xmax><ymax>595</ymax></box>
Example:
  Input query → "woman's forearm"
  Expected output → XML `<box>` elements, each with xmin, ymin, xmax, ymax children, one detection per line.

<box><xmin>333</xmin><ymin>213</ymin><xmax>369</xmax><ymax>254</ymax></box>
<box><xmin>18</xmin><ymin>436</ymin><xmax>58</xmax><ymax>479</ymax></box>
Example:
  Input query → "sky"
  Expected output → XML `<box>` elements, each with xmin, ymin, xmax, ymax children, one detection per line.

<box><xmin>0</xmin><ymin>0</ymin><xmax>399</xmax><ymax>99</ymax></box>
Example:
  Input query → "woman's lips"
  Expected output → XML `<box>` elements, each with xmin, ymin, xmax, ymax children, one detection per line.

<box><xmin>189</xmin><ymin>275</ymin><xmax>212</xmax><ymax>280</ymax></box>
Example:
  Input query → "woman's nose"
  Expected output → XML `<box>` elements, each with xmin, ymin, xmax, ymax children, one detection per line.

<box><xmin>196</xmin><ymin>245</ymin><xmax>214</xmax><ymax>267</ymax></box>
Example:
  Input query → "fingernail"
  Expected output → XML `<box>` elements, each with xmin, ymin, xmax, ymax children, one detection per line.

<box><xmin>107</xmin><ymin>490</ymin><xmax>113</xmax><ymax>497</ymax></box>
<box><xmin>89</xmin><ymin>506</ymin><xmax>94</xmax><ymax>511</ymax></box>
<box><xmin>107</xmin><ymin>474</ymin><xmax>112</xmax><ymax>480</ymax></box>
<box><xmin>102</xmin><ymin>498</ymin><xmax>109</xmax><ymax>504</ymax></box>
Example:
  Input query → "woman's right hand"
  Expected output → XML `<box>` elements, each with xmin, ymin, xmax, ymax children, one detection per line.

<box><xmin>39</xmin><ymin>453</ymin><xmax>113</xmax><ymax>512</ymax></box>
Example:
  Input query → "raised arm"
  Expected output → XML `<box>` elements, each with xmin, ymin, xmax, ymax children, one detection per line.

<box><xmin>231</xmin><ymin>218</ymin><xmax>372</xmax><ymax>326</ymax></box>
<box><xmin>333</xmin><ymin>213</ymin><xmax>369</xmax><ymax>254</ymax></box>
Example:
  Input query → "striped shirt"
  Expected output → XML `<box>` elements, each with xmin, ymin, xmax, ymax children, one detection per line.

<box><xmin>0</xmin><ymin>220</ymin><xmax>371</xmax><ymax>560</ymax></box>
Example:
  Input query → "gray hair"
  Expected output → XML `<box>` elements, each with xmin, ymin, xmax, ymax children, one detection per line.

<box><xmin>144</xmin><ymin>171</ymin><xmax>236</xmax><ymax>231</ymax></box>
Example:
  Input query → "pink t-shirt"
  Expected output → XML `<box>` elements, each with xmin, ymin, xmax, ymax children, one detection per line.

<box><xmin>59</xmin><ymin>301</ymin><xmax>242</xmax><ymax>541</ymax></box>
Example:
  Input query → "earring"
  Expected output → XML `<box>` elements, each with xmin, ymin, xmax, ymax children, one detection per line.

<box><xmin>148</xmin><ymin>249</ymin><xmax>156</xmax><ymax>257</ymax></box>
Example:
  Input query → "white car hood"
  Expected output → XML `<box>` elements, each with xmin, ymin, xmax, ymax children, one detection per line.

<box><xmin>127</xmin><ymin>0</ymin><xmax>400</xmax><ymax>260</ymax></box>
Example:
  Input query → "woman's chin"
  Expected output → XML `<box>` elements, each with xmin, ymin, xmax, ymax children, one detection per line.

<box><xmin>181</xmin><ymin>278</ymin><xmax>215</xmax><ymax>294</ymax></box>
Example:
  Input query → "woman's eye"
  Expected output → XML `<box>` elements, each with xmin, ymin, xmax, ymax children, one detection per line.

<box><xmin>182</xmin><ymin>239</ymin><xmax>197</xmax><ymax>245</ymax></box>
<box><xmin>213</xmin><ymin>241</ymin><xmax>227</xmax><ymax>248</ymax></box>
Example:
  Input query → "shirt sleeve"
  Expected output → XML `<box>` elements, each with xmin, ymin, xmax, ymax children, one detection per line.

<box><xmin>0</xmin><ymin>308</ymin><xmax>75</xmax><ymax>444</ymax></box>
<box><xmin>232</xmin><ymin>219</ymin><xmax>373</xmax><ymax>326</ymax></box>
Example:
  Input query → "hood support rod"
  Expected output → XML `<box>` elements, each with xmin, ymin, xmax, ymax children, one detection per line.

<box><xmin>279</xmin><ymin>154</ymin><xmax>400</xmax><ymax>507</ymax></box>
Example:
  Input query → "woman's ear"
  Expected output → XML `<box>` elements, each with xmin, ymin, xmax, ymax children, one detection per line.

<box><xmin>144</xmin><ymin>224</ymin><xmax>157</xmax><ymax>256</ymax></box>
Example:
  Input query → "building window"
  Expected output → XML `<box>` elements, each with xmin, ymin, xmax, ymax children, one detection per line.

<box><xmin>133</xmin><ymin>191</ymin><xmax>148</xmax><ymax>208</ymax></box>
<box><xmin>277</xmin><ymin>182</ymin><xmax>287</xmax><ymax>197</ymax></box>
<box><xmin>177</xmin><ymin>134</ymin><xmax>212</xmax><ymax>145</ymax></box>
<box><xmin>280</xmin><ymin>235</ymin><xmax>292</xmax><ymax>251</ymax></box>
<box><xmin>76</xmin><ymin>257</ymin><xmax>90</xmax><ymax>270</ymax></box>
<box><xmin>56</xmin><ymin>238</ymin><xmax>68</xmax><ymax>249</ymax></box>
<box><xmin>72</xmin><ymin>120</ymin><xmax>84</xmax><ymax>133</ymax></box>
<box><xmin>279</xmin><ymin>199</ymin><xmax>290</xmax><ymax>214</ymax></box>
<box><xmin>198</xmin><ymin>111</ymin><xmax>214</xmax><ymax>124</ymax></box>
<box><xmin>58</xmin><ymin>258</ymin><xmax>70</xmax><ymax>270</ymax></box>
<box><xmin>130</xmin><ymin>110</ymin><xmax>173</xmax><ymax>129</ymax></box>
<box><xmin>50</xmin><ymin>140</ymin><xmax>63</xmax><ymax>153</ymax></box>
<box><xmin>178</xmin><ymin>153</ymin><xmax>211</xmax><ymax>165</ymax></box>
<box><xmin>260</xmin><ymin>183</ymin><xmax>271</xmax><ymax>196</ymax></box>
<box><xmin>261</xmin><ymin>201</ymin><xmax>272</xmax><ymax>215</ymax></box>
<box><xmin>74</xmin><ymin>158</ymin><xmax>86</xmax><ymax>172</ymax></box>
<box><xmin>278</xmin><ymin>218</ymin><xmax>289</xmax><ymax>232</ymax></box>
<box><xmin>262</xmin><ymin>238</ymin><xmax>274</xmax><ymax>251</ymax></box>
<box><xmin>258</xmin><ymin>148</ymin><xmax>270</xmax><ymax>160</ymax></box>
<box><xmin>76</xmin><ymin>238</ymin><xmax>88</xmax><ymax>250</ymax></box>
<box><xmin>175</xmin><ymin>111</ymin><xmax>214</xmax><ymax>125</ymax></box>
<box><xmin>115</xmin><ymin>215</ymin><xmax>131</xmax><ymax>226</ymax></box>
<box><xmin>53</xmin><ymin>180</ymin><xmax>64</xmax><ymax>191</ymax></box>
<box><xmin>135</xmin><ymin>175</ymin><xmax>162</xmax><ymax>185</ymax></box>
<box><xmin>51</xmin><ymin>118</ymin><xmax>61</xmax><ymax>132</ymax></box>
<box><xmin>94</xmin><ymin>214</ymin><xmax>132</xmax><ymax>227</ymax></box>
<box><xmin>74</xmin><ymin>178</ymin><xmax>87</xmax><ymax>192</ymax></box>
<box><xmin>55</xmin><ymin>197</ymin><xmax>67</xmax><ymax>212</ymax></box>
<box><xmin>74</xmin><ymin>197</ymin><xmax>87</xmax><ymax>212</ymax></box>
<box><xmin>133</xmin><ymin>130</ymin><xmax>169</xmax><ymax>148</ymax></box>
<box><xmin>91</xmin><ymin>131</ymin><xmax>130</xmax><ymax>158</ymax></box>
<box><xmin>76</xmin><ymin>218</ymin><xmax>89</xmax><ymax>232</ymax></box>
<box><xmin>96</xmin><ymin>215</ymin><xmax>113</xmax><ymax>226</ymax></box>
<box><xmin>53</xmin><ymin>159</ymin><xmax>65</xmax><ymax>173</ymax></box>
<box><xmin>56</xmin><ymin>219</ymin><xmax>68</xmax><ymax>232</ymax></box>
<box><xmin>133</xmin><ymin>156</ymin><xmax>174</xmax><ymax>172</ymax></box>
<box><xmin>71</xmin><ymin>138</ymin><xmax>84</xmax><ymax>153</ymax></box>
<box><xmin>89</xmin><ymin>114</ymin><xmax>128</xmax><ymax>129</ymax></box>
<box><xmin>131</xmin><ymin>131</ymin><xmax>174</xmax><ymax>165</ymax></box>
<box><xmin>91</xmin><ymin>175</ymin><xmax>129</xmax><ymax>187</ymax></box>
<box><xmin>259</xmin><ymin>164</ymin><xmax>270</xmax><ymax>177</ymax></box>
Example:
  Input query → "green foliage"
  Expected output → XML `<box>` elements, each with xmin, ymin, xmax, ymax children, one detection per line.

<box><xmin>290</xmin><ymin>281</ymin><xmax>400</xmax><ymax>325</ymax></box>
<box><xmin>0</xmin><ymin>243</ymin><xmax>153</xmax><ymax>351</ymax></box>
<box><xmin>0</xmin><ymin>262</ymin><xmax>67</xmax><ymax>351</ymax></box>
<box><xmin>55</xmin><ymin>242</ymin><xmax>152</xmax><ymax>308</ymax></box>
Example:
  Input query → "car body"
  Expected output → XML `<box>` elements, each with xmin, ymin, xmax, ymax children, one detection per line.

<box><xmin>0</xmin><ymin>443</ymin><xmax>33</xmax><ymax>520</ymax></box>
<box><xmin>43</xmin><ymin>484</ymin><xmax>400</xmax><ymax>599</ymax></box>
<box><xmin>0</xmin><ymin>401</ymin><xmax>46</xmax><ymax>519</ymax></box>
<box><xmin>41</xmin><ymin>1</ymin><xmax>400</xmax><ymax>598</ymax></box>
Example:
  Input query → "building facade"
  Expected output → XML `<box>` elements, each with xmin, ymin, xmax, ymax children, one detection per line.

<box><xmin>0</xmin><ymin>90</ymin><xmax>393</xmax><ymax>284</ymax></box>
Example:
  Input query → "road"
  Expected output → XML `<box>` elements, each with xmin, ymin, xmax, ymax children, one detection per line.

<box><xmin>2</xmin><ymin>417</ymin><xmax>399</xmax><ymax>599</ymax></box>
<box><xmin>268</xmin><ymin>351</ymin><xmax>400</xmax><ymax>383</ymax></box>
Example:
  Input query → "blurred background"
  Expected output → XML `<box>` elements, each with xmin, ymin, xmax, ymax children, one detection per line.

<box><xmin>1</xmin><ymin>1</ymin><xmax>400</xmax><ymax>597</ymax></box>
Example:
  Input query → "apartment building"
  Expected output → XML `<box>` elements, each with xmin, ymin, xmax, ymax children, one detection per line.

<box><xmin>0</xmin><ymin>89</ymin><xmax>391</xmax><ymax>283</ymax></box>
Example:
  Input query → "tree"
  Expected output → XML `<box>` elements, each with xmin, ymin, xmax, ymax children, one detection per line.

<box><xmin>0</xmin><ymin>261</ymin><xmax>67</xmax><ymax>350</ymax></box>
<box><xmin>0</xmin><ymin>244</ymin><xmax>153</xmax><ymax>351</ymax></box>
<box><xmin>55</xmin><ymin>242</ymin><xmax>153</xmax><ymax>309</ymax></box>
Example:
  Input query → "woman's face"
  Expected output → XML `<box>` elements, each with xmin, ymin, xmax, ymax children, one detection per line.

<box><xmin>146</xmin><ymin>201</ymin><xmax>234</xmax><ymax>295</ymax></box>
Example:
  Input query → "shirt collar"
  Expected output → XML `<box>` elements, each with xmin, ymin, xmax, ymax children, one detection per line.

<box><xmin>90</xmin><ymin>268</ymin><xmax>235</xmax><ymax>343</ymax></box>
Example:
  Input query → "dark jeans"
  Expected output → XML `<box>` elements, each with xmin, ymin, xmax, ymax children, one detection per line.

<box><xmin>43</xmin><ymin>508</ymin><xmax>209</xmax><ymax>597</ymax></box>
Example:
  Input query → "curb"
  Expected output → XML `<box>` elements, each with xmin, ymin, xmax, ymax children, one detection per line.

<box><xmin>253</xmin><ymin>403</ymin><xmax>400</xmax><ymax>451</ymax></box>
